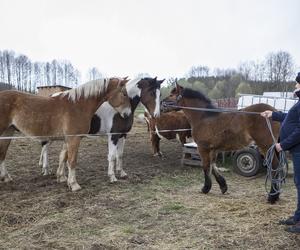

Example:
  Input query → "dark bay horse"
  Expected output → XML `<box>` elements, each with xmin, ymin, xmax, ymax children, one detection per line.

<box><xmin>0</xmin><ymin>78</ymin><xmax>131</xmax><ymax>191</ymax></box>
<box><xmin>39</xmin><ymin>77</ymin><xmax>164</xmax><ymax>183</ymax></box>
<box><xmin>163</xmin><ymin>83</ymin><xmax>281</xmax><ymax>203</ymax></box>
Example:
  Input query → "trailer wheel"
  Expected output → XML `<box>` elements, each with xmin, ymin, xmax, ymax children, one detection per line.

<box><xmin>233</xmin><ymin>148</ymin><xmax>262</xmax><ymax>177</ymax></box>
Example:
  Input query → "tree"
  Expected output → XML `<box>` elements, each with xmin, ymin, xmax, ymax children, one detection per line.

<box><xmin>187</xmin><ymin>65</ymin><xmax>210</xmax><ymax>78</ymax></box>
<box><xmin>87</xmin><ymin>67</ymin><xmax>103</xmax><ymax>81</ymax></box>
<box><xmin>238</xmin><ymin>61</ymin><xmax>253</xmax><ymax>81</ymax></box>
<box><xmin>265</xmin><ymin>51</ymin><xmax>295</xmax><ymax>83</ymax></box>
<box><xmin>235</xmin><ymin>82</ymin><xmax>252</xmax><ymax>96</ymax></box>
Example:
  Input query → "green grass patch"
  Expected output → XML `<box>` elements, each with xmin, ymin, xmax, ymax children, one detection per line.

<box><xmin>122</xmin><ymin>225</ymin><xmax>135</xmax><ymax>234</ymax></box>
<box><xmin>159</xmin><ymin>202</ymin><xmax>186</xmax><ymax>215</ymax></box>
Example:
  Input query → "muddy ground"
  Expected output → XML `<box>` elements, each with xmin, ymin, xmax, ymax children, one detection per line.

<box><xmin>0</xmin><ymin>121</ymin><xmax>300</xmax><ymax>250</ymax></box>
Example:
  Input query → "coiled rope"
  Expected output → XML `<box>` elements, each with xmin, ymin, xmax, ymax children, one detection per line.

<box><xmin>264</xmin><ymin>118</ymin><xmax>288</xmax><ymax>196</ymax></box>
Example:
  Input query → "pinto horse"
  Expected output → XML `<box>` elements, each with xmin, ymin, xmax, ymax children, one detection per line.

<box><xmin>39</xmin><ymin>77</ymin><xmax>164</xmax><ymax>183</ymax></box>
<box><xmin>0</xmin><ymin>78</ymin><xmax>132</xmax><ymax>191</ymax></box>
<box><xmin>163</xmin><ymin>84</ymin><xmax>281</xmax><ymax>203</ymax></box>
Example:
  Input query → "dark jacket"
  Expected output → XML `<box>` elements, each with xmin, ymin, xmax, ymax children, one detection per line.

<box><xmin>272</xmin><ymin>100</ymin><xmax>300</xmax><ymax>153</ymax></box>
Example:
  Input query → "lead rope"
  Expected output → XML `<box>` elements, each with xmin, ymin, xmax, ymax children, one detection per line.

<box><xmin>264</xmin><ymin>117</ymin><xmax>288</xmax><ymax>196</ymax></box>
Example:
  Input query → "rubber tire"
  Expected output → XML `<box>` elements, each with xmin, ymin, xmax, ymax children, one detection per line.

<box><xmin>233</xmin><ymin>148</ymin><xmax>262</xmax><ymax>177</ymax></box>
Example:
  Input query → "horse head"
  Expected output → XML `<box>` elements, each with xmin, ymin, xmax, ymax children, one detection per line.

<box><xmin>106</xmin><ymin>77</ymin><xmax>132</xmax><ymax>119</ymax></box>
<box><xmin>162</xmin><ymin>82</ymin><xmax>184</xmax><ymax>111</ymax></box>
<box><xmin>136</xmin><ymin>77</ymin><xmax>164</xmax><ymax>118</ymax></box>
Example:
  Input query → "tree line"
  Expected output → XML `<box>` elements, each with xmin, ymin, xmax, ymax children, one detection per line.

<box><xmin>0</xmin><ymin>49</ymin><xmax>298</xmax><ymax>98</ymax></box>
<box><xmin>0</xmin><ymin>50</ymin><xmax>81</xmax><ymax>92</ymax></box>
<box><xmin>161</xmin><ymin>50</ymin><xmax>297</xmax><ymax>99</ymax></box>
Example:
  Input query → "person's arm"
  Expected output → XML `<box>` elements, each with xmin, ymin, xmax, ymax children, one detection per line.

<box><xmin>280</xmin><ymin>107</ymin><xmax>300</xmax><ymax>150</ymax></box>
<box><xmin>272</xmin><ymin>111</ymin><xmax>287</xmax><ymax>122</ymax></box>
<box><xmin>260</xmin><ymin>110</ymin><xmax>286</xmax><ymax>122</ymax></box>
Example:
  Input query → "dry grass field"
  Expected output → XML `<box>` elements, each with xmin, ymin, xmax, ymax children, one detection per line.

<box><xmin>1</xmin><ymin>121</ymin><xmax>300</xmax><ymax>249</ymax></box>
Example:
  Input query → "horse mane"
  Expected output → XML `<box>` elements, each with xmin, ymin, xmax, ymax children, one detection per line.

<box><xmin>126</xmin><ymin>78</ymin><xmax>142</xmax><ymax>90</ymax></box>
<box><xmin>126</xmin><ymin>78</ymin><xmax>142</xmax><ymax>98</ymax></box>
<box><xmin>182</xmin><ymin>88</ymin><xmax>217</xmax><ymax>109</ymax></box>
<box><xmin>58</xmin><ymin>78</ymin><xmax>110</xmax><ymax>102</ymax></box>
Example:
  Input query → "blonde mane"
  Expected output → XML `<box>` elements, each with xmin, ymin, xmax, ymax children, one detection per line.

<box><xmin>59</xmin><ymin>78</ymin><xmax>110</xmax><ymax>102</ymax></box>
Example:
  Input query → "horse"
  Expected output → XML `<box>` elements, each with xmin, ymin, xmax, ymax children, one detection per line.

<box><xmin>39</xmin><ymin>77</ymin><xmax>164</xmax><ymax>183</ymax></box>
<box><xmin>163</xmin><ymin>83</ymin><xmax>281</xmax><ymax>203</ymax></box>
<box><xmin>0</xmin><ymin>77</ymin><xmax>132</xmax><ymax>191</ymax></box>
<box><xmin>144</xmin><ymin>110</ymin><xmax>191</xmax><ymax>157</ymax></box>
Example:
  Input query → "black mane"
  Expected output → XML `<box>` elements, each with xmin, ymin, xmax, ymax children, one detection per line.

<box><xmin>182</xmin><ymin>88</ymin><xmax>216</xmax><ymax>109</ymax></box>
<box><xmin>181</xmin><ymin>88</ymin><xmax>218</xmax><ymax>117</ymax></box>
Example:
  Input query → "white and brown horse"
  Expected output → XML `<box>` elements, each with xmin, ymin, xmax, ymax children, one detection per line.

<box><xmin>39</xmin><ymin>77</ymin><xmax>164</xmax><ymax>183</ymax></box>
<box><xmin>0</xmin><ymin>77</ymin><xmax>132</xmax><ymax>191</ymax></box>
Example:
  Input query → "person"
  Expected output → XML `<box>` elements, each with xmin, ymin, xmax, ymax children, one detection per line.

<box><xmin>261</xmin><ymin>72</ymin><xmax>300</xmax><ymax>233</ymax></box>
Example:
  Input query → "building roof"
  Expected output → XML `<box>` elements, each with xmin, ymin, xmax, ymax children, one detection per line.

<box><xmin>37</xmin><ymin>85</ymin><xmax>72</xmax><ymax>89</ymax></box>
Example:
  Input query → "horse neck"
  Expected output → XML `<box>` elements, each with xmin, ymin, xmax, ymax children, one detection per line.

<box><xmin>130</xmin><ymin>96</ymin><xmax>141</xmax><ymax>112</ymax></box>
<box><xmin>75</xmin><ymin>97</ymin><xmax>103</xmax><ymax>116</ymax></box>
<box><xmin>180</xmin><ymin>98</ymin><xmax>210</xmax><ymax>121</ymax></box>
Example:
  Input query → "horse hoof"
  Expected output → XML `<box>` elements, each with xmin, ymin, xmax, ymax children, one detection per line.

<box><xmin>109</xmin><ymin>176</ymin><xmax>118</xmax><ymax>183</ymax></box>
<box><xmin>57</xmin><ymin>175</ymin><xmax>67</xmax><ymax>183</ymax></box>
<box><xmin>221</xmin><ymin>185</ymin><xmax>228</xmax><ymax>194</ymax></box>
<box><xmin>119</xmin><ymin>171</ymin><xmax>128</xmax><ymax>179</ymax></box>
<box><xmin>70</xmin><ymin>183</ymin><xmax>82</xmax><ymax>192</ymax></box>
<box><xmin>268</xmin><ymin>195</ymin><xmax>279</xmax><ymax>204</ymax></box>
<box><xmin>201</xmin><ymin>186</ymin><xmax>211</xmax><ymax>194</ymax></box>
<box><xmin>1</xmin><ymin>175</ymin><xmax>13</xmax><ymax>183</ymax></box>
<box><xmin>153</xmin><ymin>152</ymin><xmax>162</xmax><ymax>157</ymax></box>
<box><xmin>42</xmin><ymin>169</ymin><xmax>50</xmax><ymax>176</ymax></box>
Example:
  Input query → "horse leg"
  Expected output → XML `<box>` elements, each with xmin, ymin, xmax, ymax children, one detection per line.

<box><xmin>116</xmin><ymin>136</ymin><xmax>127</xmax><ymax>179</ymax></box>
<box><xmin>0</xmin><ymin>127</ymin><xmax>14</xmax><ymax>182</ymax></box>
<box><xmin>199</xmin><ymin>149</ymin><xmax>212</xmax><ymax>194</ymax></box>
<box><xmin>39</xmin><ymin>143</ymin><xmax>50</xmax><ymax>175</ymax></box>
<box><xmin>211</xmin><ymin>159</ymin><xmax>228</xmax><ymax>194</ymax></box>
<box><xmin>56</xmin><ymin>143</ymin><xmax>68</xmax><ymax>183</ymax></box>
<box><xmin>152</xmin><ymin>134</ymin><xmax>162</xmax><ymax>157</ymax></box>
<box><xmin>178</xmin><ymin>133</ymin><xmax>187</xmax><ymax>145</ymax></box>
<box><xmin>108</xmin><ymin>135</ymin><xmax>118</xmax><ymax>183</ymax></box>
<box><xmin>66</xmin><ymin>137</ymin><xmax>81</xmax><ymax>191</ymax></box>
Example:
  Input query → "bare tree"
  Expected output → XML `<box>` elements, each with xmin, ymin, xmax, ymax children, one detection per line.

<box><xmin>265</xmin><ymin>51</ymin><xmax>295</xmax><ymax>83</ymax></box>
<box><xmin>187</xmin><ymin>65</ymin><xmax>210</xmax><ymax>78</ymax></box>
<box><xmin>87</xmin><ymin>67</ymin><xmax>103</xmax><ymax>81</ymax></box>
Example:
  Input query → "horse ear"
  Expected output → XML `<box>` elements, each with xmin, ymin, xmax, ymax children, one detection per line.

<box><xmin>158</xmin><ymin>79</ymin><xmax>165</xmax><ymax>85</ymax></box>
<box><xmin>119</xmin><ymin>78</ymin><xmax>130</xmax><ymax>87</ymax></box>
<box><xmin>123</xmin><ymin>76</ymin><xmax>129</xmax><ymax>80</ymax></box>
<box><xmin>175</xmin><ymin>82</ymin><xmax>183</xmax><ymax>93</ymax></box>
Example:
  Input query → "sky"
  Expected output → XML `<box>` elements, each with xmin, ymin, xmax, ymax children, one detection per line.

<box><xmin>0</xmin><ymin>0</ymin><xmax>299</xmax><ymax>81</ymax></box>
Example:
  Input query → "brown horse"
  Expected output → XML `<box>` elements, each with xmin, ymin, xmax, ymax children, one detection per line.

<box><xmin>163</xmin><ymin>83</ymin><xmax>281</xmax><ymax>203</ymax></box>
<box><xmin>144</xmin><ymin>110</ymin><xmax>191</xmax><ymax>156</ymax></box>
<box><xmin>0</xmin><ymin>77</ymin><xmax>131</xmax><ymax>191</ymax></box>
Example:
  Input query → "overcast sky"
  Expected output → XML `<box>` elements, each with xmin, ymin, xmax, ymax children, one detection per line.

<box><xmin>1</xmin><ymin>0</ymin><xmax>299</xmax><ymax>80</ymax></box>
